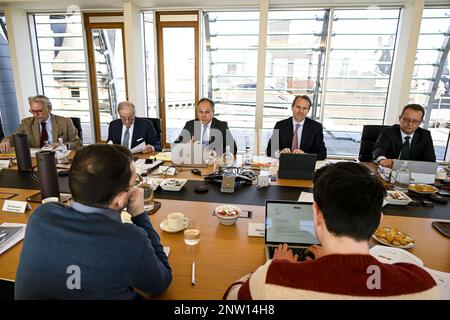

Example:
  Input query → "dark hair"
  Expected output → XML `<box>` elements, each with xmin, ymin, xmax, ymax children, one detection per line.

<box><xmin>69</xmin><ymin>144</ymin><xmax>134</xmax><ymax>207</ymax></box>
<box><xmin>292</xmin><ymin>95</ymin><xmax>312</xmax><ymax>109</ymax></box>
<box><xmin>197</xmin><ymin>97</ymin><xmax>215</xmax><ymax>113</ymax></box>
<box><xmin>312</xmin><ymin>162</ymin><xmax>386</xmax><ymax>241</ymax></box>
<box><xmin>400</xmin><ymin>104</ymin><xmax>425</xmax><ymax>119</ymax></box>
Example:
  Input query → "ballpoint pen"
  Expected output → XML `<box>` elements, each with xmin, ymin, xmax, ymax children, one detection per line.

<box><xmin>191</xmin><ymin>261</ymin><xmax>196</xmax><ymax>286</ymax></box>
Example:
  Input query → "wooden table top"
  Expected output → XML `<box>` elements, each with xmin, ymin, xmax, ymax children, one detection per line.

<box><xmin>1</xmin><ymin>187</ymin><xmax>449</xmax><ymax>299</ymax></box>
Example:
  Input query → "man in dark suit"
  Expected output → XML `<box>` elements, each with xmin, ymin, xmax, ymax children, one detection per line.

<box><xmin>107</xmin><ymin>101</ymin><xmax>162</xmax><ymax>153</ymax></box>
<box><xmin>266</xmin><ymin>95</ymin><xmax>327</xmax><ymax>160</ymax></box>
<box><xmin>175</xmin><ymin>98</ymin><xmax>237</xmax><ymax>155</ymax></box>
<box><xmin>372</xmin><ymin>104</ymin><xmax>436</xmax><ymax>168</ymax></box>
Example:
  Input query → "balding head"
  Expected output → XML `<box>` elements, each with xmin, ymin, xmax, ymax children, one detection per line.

<box><xmin>118</xmin><ymin>101</ymin><xmax>136</xmax><ymax>128</ymax></box>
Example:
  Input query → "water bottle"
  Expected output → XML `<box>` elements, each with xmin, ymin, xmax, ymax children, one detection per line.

<box><xmin>242</xmin><ymin>146</ymin><xmax>254</xmax><ymax>169</ymax></box>
<box><xmin>41</xmin><ymin>140</ymin><xmax>53</xmax><ymax>151</ymax></box>
<box><xmin>393</xmin><ymin>162</ymin><xmax>410</xmax><ymax>192</ymax></box>
<box><xmin>55</xmin><ymin>137</ymin><xmax>69</xmax><ymax>164</ymax></box>
<box><xmin>223</xmin><ymin>145</ymin><xmax>234</xmax><ymax>167</ymax></box>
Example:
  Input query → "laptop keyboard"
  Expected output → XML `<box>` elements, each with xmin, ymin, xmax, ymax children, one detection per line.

<box><xmin>268</xmin><ymin>246</ymin><xmax>308</xmax><ymax>261</ymax></box>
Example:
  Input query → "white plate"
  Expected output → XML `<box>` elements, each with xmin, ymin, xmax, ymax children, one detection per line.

<box><xmin>408</xmin><ymin>184</ymin><xmax>438</xmax><ymax>195</ymax></box>
<box><xmin>160</xmin><ymin>218</ymin><xmax>189</xmax><ymax>233</ymax></box>
<box><xmin>148</xmin><ymin>178</ymin><xmax>164</xmax><ymax>189</ymax></box>
<box><xmin>372</xmin><ymin>227</ymin><xmax>415</xmax><ymax>249</ymax></box>
<box><xmin>160</xmin><ymin>178</ymin><xmax>188</xmax><ymax>191</ymax></box>
<box><xmin>385</xmin><ymin>191</ymin><xmax>412</xmax><ymax>205</ymax></box>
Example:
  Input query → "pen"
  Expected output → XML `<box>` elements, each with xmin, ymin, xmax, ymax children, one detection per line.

<box><xmin>191</xmin><ymin>261</ymin><xmax>196</xmax><ymax>286</ymax></box>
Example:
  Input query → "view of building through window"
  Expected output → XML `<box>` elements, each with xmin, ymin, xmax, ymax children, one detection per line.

<box><xmin>31</xmin><ymin>14</ymin><xmax>92</xmax><ymax>142</ymax></box>
<box><xmin>408</xmin><ymin>8</ymin><xmax>450</xmax><ymax>161</ymax></box>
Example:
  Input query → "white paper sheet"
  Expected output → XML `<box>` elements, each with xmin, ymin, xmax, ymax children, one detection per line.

<box><xmin>130</xmin><ymin>141</ymin><xmax>146</xmax><ymax>154</ymax></box>
<box><xmin>298</xmin><ymin>191</ymin><xmax>314</xmax><ymax>203</ymax></box>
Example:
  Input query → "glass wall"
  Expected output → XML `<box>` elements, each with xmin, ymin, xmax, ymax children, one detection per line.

<box><xmin>408</xmin><ymin>7</ymin><xmax>450</xmax><ymax>161</ymax></box>
<box><xmin>31</xmin><ymin>13</ymin><xmax>91</xmax><ymax>142</ymax></box>
<box><xmin>143</xmin><ymin>12</ymin><xmax>158</xmax><ymax>118</ymax></box>
<box><xmin>322</xmin><ymin>8</ymin><xmax>400</xmax><ymax>156</ymax></box>
<box><xmin>203</xmin><ymin>11</ymin><xmax>259</xmax><ymax>151</ymax></box>
<box><xmin>262</xmin><ymin>10</ymin><xmax>327</xmax><ymax>152</ymax></box>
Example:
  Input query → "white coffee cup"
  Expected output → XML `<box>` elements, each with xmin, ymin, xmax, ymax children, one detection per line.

<box><xmin>167</xmin><ymin>212</ymin><xmax>187</xmax><ymax>230</ymax></box>
<box><xmin>42</xmin><ymin>197</ymin><xmax>59</xmax><ymax>204</ymax></box>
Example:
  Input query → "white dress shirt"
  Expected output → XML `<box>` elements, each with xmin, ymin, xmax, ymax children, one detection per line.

<box><xmin>121</xmin><ymin>123</ymin><xmax>134</xmax><ymax>149</ymax></box>
<box><xmin>292</xmin><ymin>118</ymin><xmax>305</xmax><ymax>150</ymax></box>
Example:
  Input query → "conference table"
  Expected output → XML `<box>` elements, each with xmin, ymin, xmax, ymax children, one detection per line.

<box><xmin>0</xmin><ymin>154</ymin><xmax>449</xmax><ymax>300</ymax></box>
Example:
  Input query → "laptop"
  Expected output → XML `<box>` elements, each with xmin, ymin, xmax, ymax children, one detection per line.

<box><xmin>278</xmin><ymin>153</ymin><xmax>317</xmax><ymax>180</ymax></box>
<box><xmin>170</xmin><ymin>143</ymin><xmax>208</xmax><ymax>168</ymax></box>
<box><xmin>391</xmin><ymin>160</ymin><xmax>439</xmax><ymax>184</ymax></box>
<box><xmin>264</xmin><ymin>200</ymin><xmax>319</xmax><ymax>261</ymax></box>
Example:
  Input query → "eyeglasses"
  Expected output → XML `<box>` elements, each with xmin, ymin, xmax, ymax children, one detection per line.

<box><xmin>400</xmin><ymin>117</ymin><xmax>422</xmax><ymax>125</ymax></box>
<box><xmin>120</xmin><ymin>116</ymin><xmax>135</xmax><ymax>122</ymax></box>
<box><xmin>29</xmin><ymin>109</ymin><xmax>44</xmax><ymax>114</ymax></box>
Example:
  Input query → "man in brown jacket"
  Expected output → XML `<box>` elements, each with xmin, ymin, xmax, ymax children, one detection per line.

<box><xmin>0</xmin><ymin>95</ymin><xmax>82</xmax><ymax>152</ymax></box>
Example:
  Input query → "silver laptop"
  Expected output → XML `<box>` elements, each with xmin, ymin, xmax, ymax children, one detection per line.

<box><xmin>265</xmin><ymin>200</ymin><xmax>319</xmax><ymax>261</ymax></box>
<box><xmin>391</xmin><ymin>160</ymin><xmax>439</xmax><ymax>184</ymax></box>
<box><xmin>170</xmin><ymin>143</ymin><xmax>208</xmax><ymax>168</ymax></box>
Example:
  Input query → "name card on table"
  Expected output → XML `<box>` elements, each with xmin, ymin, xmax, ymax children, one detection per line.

<box><xmin>2</xmin><ymin>200</ymin><xmax>32</xmax><ymax>213</ymax></box>
<box><xmin>248</xmin><ymin>223</ymin><xmax>264</xmax><ymax>237</ymax></box>
<box><xmin>0</xmin><ymin>159</ymin><xmax>11</xmax><ymax>168</ymax></box>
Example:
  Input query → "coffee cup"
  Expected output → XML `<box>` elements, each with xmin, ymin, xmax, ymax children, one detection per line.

<box><xmin>42</xmin><ymin>197</ymin><xmax>59</xmax><ymax>204</ymax></box>
<box><xmin>167</xmin><ymin>212</ymin><xmax>187</xmax><ymax>230</ymax></box>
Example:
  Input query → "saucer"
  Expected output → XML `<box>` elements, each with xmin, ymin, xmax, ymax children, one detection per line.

<box><xmin>160</xmin><ymin>218</ymin><xmax>189</xmax><ymax>233</ymax></box>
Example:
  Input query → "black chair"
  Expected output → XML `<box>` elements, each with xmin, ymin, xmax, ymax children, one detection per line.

<box><xmin>0</xmin><ymin>279</ymin><xmax>14</xmax><ymax>300</ymax></box>
<box><xmin>145</xmin><ymin>118</ymin><xmax>162</xmax><ymax>145</ymax></box>
<box><xmin>358</xmin><ymin>125</ymin><xmax>389</xmax><ymax>162</ymax></box>
<box><xmin>70</xmin><ymin>117</ymin><xmax>83</xmax><ymax>142</ymax></box>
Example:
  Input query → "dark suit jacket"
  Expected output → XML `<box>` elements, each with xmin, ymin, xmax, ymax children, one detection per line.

<box><xmin>266</xmin><ymin>117</ymin><xmax>327</xmax><ymax>160</ymax></box>
<box><xmin>175</xmin><ymin>117</ymin><xmax>238</xmax><ymax>155</ymax></box>
<box><xmin>107</xmin><ymin>117</ymin><xmax>162</xmax><ymax>151</ymax></box>
<box><xmin>372</xmin><ymin>124</ymin><xmax>436</xmax><ymax>162</ymax></box>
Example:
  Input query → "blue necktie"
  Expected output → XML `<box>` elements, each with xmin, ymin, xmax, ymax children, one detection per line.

<box><xmin>123</xmin><ymin>127</ymin><xmax>130</xmax><ymax>147</ymax></box>
<box><xmin>202</xmin><ymin>124</ymin><xmax>209</xmax><ymax>145</ymax></box>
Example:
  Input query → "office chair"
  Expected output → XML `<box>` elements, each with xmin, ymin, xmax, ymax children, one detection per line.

<box><xmin>145</xmin><ymin>118</ymin><xmax>162</xmax><ymax>145</ymax></box>
<box><xmin>0</xmin><ymin>279</ymin><xmax>14</xmax><ymax>300</ymax></box>
<box><xmin>70</xmin><ymin>117</ymin><xmax>83</xmax><ymax>142</ymax></box>
<box><xmin>358</xmin><ymin>125</ymin><xmax>389</xmax><ymax>162</ymax></box>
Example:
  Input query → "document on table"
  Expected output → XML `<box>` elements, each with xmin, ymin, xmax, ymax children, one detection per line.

<box><xmin>370</xmin><ymin>245</ymin><xmax>450</xmax><ymax>299</ymax></box>
<box><xmin>0</xmin><ymin>223</ymin><xmax>26</xmax><ymax>255</ymax></box>
<box><xmin>298</xmin><ymin>191</ymin><xmax>314</xmax><ymax>203</ymax></box>
<box><xmin>130</xmin><ymin>142</ymin><xmax>146</xmax><ymax>154</ymax></box>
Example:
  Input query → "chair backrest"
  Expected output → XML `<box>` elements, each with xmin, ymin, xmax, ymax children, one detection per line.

<box><xmin>70</xmin><ymin>117</ymin><xmax>83</xmax><ymax>142</ymax></box>
<box><xmin>145</xmin><ymin>117</ymin><xmax>162</xmax><ymax>144</ymax></box>
<box><xmin>358</xmin><ymin>125</ymin><xmax>389</xmax><ymax>162</ymax></box>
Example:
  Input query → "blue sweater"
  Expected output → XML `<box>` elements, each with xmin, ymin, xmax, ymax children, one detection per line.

<box><xmin>15</xmin><ymin>202</ymin><xmax>172</xmax><ymax>299</ymax></box>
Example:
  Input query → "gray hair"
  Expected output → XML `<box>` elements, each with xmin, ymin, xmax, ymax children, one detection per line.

<box><xmin>117</xmin><ymin>101</ymin><xmax>136</xmax><ymax>113</ymax></box>
<box><xmin>29</xmin><ymin>95</ymin><xmax>52</xmax><ymax>112</ymax></box>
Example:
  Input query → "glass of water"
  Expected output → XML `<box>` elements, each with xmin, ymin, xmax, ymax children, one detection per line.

<box><xmin>184</xmin><ymin>220</ymin><xmax>200</xmax><ymax>245</ymax></box>
<box><xmin>140</xmin><ymin>178</ymin><xmax>154</xmax><ymax>211</ymax></box>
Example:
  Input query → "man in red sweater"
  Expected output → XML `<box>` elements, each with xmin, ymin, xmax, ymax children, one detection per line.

<box><xmin>224</xmin><ymin>162</ymin><xmax>438</xmax><ymax>300</ymax></box>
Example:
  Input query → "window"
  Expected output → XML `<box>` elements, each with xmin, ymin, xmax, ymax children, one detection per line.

<box><xmin>262</xmin><ymin>10</ymin><xmax>327</xmax><ymax>151</ymax></box>
<box><xmin>203</xmin><ymin>11</ymin><xmax>259</xmax><ymax>151</ymax></box>
<box><xmin>143</xmin><ymin>12</ymin><xmax>158</xmax><ymax>118</ymax></box>
<box><xmin>408</xmin><ymin>7</ymin><xmax>450</xmax><ymax>161</ymax></box>
<box><xmin>31</xmin><ymin>13</ymin><xmax>91</xmax><ymax>142</ymax></box>
<box><xmin>322</xmin><ymin>8</ymin><xmax>400</xmax><ymax>156</ymax></box>
<box><xmin>0</xmin><ymin>14</ymin><xmax>20</xmax><ymax>138</ymax></box>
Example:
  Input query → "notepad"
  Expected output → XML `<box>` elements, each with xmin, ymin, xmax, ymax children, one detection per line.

<box><xmin>298</xmin><ymin>191</ymin><xmax>314</xmax><ymax>203</ymax></box>
<box><xmin>155</xmin><ymin>152</ymin><xmax>172</xmax><ymax>162</ymax></box>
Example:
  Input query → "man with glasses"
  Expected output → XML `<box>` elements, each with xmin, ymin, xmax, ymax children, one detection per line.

<box><xmin>373</xmin><ymin>104</ymin><xmax>436</xmax><ymax>168</ymax></box>
<box><xmin>0</xmin><ymin>95</ymin><xmax>82</xmax><ymax>152</ymax></box>
<box><xmin>107</xmin><ymin>101</ymin><xmax>161</xmax><ymax>153</ymax></box>
<box><xmin>15</xmin><ymin>144</ymin><xmax>172</xmax><ymax>299</ymax></box>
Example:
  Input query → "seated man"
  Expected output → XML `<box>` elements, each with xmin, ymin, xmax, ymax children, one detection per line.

<box><xmin>224</xmin><ymin>162</ymin><xmax>438</xmax><ymax>300</ymax></box>
<box><xmin>373</xmin><ymin>104</ymin><xmax>436</xmax><ymax>168</ymax></box>
<box><xmin>0</xmin><ymin>95</ymin><xmax>82</xmax><ymax>152</ymax></box>
<box><xmin>175</xmin><ymin>98</ymin><xmax>238</xmax><ymax>155</ymax></box>
<box><xmin>15</xmin><ymin>144</ymin><xmax>172</xmax><ymax>299</ymax></box>
<box><xmin>107</xmin><ymin>101</ymin><xmax>162</xmax><ymax>153</ymax></box>
<box><xmin>266</xmin><ymin>95</ymin><xmax>327</xmax><ymax>160</ymax></box>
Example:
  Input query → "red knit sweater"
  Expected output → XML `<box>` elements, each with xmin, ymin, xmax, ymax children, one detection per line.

<box><xmin>235</xmin><ymin>254</ymin><xmax>438</xmax><ymax>300</ymax></box>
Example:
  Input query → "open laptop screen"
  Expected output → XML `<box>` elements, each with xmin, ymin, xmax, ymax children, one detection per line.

<box><xmin>265</xmin><ymin>200</ymin><xmax>319</xmax><ymax>246</ymax></box>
